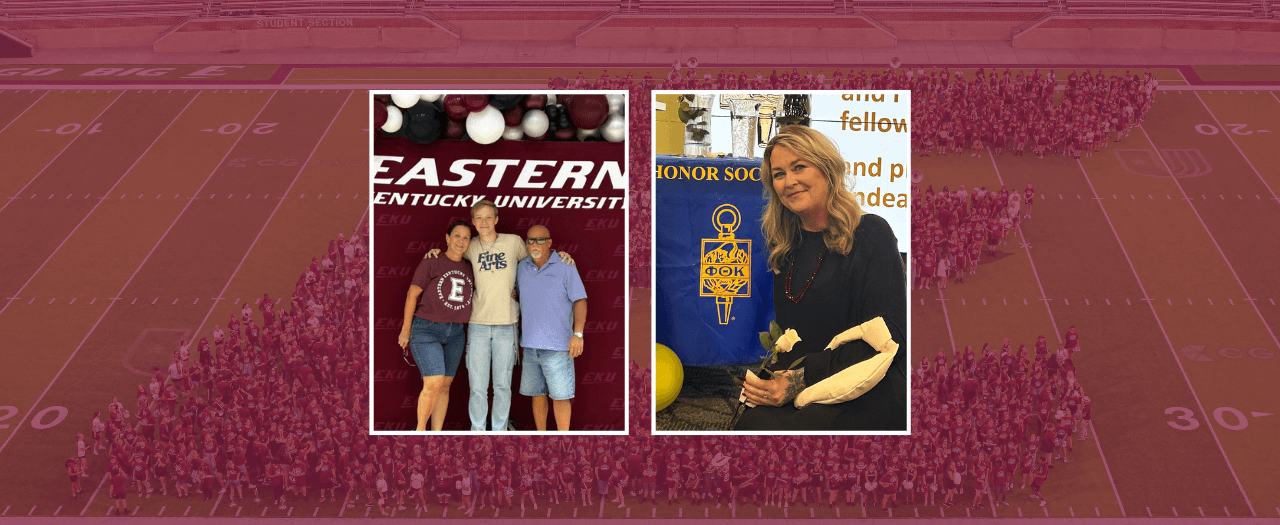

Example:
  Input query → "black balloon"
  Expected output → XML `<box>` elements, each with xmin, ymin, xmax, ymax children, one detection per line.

<box><xmin>404</xmin><ymin>101</ymin><xmax>446</xmax><ymax>145</ymax></box>
<box><xmin>490</xmin><ymin>94</ymin><xmax>525</xmax><ymax>110</ymax></box>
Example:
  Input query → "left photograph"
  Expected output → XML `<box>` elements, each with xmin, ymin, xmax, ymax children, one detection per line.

<box><xmin>370</xmin><ymin>91</ymin><xmax>628</xmax><ymax>433</ymax></box>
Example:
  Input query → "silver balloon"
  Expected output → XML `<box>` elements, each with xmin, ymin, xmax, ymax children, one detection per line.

<box><xmin>601</xmin><ymin>114</ymin><xmax>625</xmax><ymax>143</ymax></box>
<box><xmin>381</xmin><ymin>105</ymin><xmax>403</xmax><ymax>133</ymax></box>
<box><xmin>576</xmin><ymin>126</ymin><xmax>600</xmax><ymax>141</ymax></box>
<box><xmin>521</xmin><ymin>109</ymin><xmax>549</xmax><ymax>138</ymax></box>
<box><xmin>391</xmin><ymin>93</ymin><xmax>419</xmax><ymax>109</ymax></box>
<box><xmin>466</xmin><ymin>105</ymin><xmax>505</xmax><ymax>145</ymax></box>
<box><xmin>606</xmin><ymin>93</ymin><xmax>625</xmax><ymax>116</ymax></box>
<box><xmin>502</xmin><ymin>125</ymin><xmax>524</xmax><ymax>141</ymax></box>
<box><xmin>547</xmin><ymin>93</ymin><xmax>557</xmax><ymax>106</ymax></box>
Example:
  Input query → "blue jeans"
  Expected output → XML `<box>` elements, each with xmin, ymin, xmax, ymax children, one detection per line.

<box><xmin>466</xmin><ymin>323</ymin><xmax>517</xmax><ymax>431</ymax></box>
<box><xmin>409</xmin><ymin>317</ymin><xmax>465</xmax><ymax>377</ymax></box>
<box><xmin>519</xmin><ymin>348</ymin><xmax>576</xmax><ymax>400</ymax></box>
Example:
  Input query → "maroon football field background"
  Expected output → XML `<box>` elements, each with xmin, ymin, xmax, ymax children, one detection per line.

<box><xmin>0</xmin><ymin>60</ymin><xmax>1277</xmax><ymax>520</ymax></box>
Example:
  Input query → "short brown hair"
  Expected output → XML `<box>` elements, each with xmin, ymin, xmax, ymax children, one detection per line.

<box><xmin>471</xmin><ymin>199</ymin><xmax>498</xmax><ymax>218</ymax></box>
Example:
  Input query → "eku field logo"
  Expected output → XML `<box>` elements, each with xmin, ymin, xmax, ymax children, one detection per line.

<box><xmin>700</xmin><ymin>204</ymin><xmax>750</xmax><ymax>325</ymax></box>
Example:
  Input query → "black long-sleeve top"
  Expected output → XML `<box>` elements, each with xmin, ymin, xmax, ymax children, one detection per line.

<box><xmin>736</xmin><ymin>214</ymin><xmax>908</xmax><ymax>431</ymax></box>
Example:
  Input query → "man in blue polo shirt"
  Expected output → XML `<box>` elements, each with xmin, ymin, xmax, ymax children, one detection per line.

<box><xmin>516</xmin><ymin>225</ymin><xmax>588</xmax><ymax>431</ymax></box>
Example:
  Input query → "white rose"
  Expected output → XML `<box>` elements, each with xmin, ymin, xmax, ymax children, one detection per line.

<box><xmin>774</xmin><ymin>329</ymin><xmax>801</xmax><ymax>353</ymax></box>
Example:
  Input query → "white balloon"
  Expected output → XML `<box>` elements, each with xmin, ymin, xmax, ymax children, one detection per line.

<box><xmin>466</xmin><ymin>105</ymin><xmax>505</xmax><ymax>145</ymax></box>
<box><xmin>420</xmin><ymin>92</ymin><xmax>442</xmax><ymax>103</ymax></box>
<box><xmin>502</xmin><ymin>126</ymin><xmax>524</xmax><ymax>141</ymax></box>
<box><xmin>391</xmin><ymin>93</ymin><xmax>419</xmax><ymax>109</ymax></box>
<box><xmin>381</xmin><ymin>105</ymin><xmax>402</xmax><ymax>133</ymax></box>
<box><xmin>576</xmin><ymin>126</ymin><xmax>600</xmax><ymax>142</ymax></box>
<box><xmin>601</xmin><ymin>114</ymin><xmax>626</xmax><ymax>142</ymax></box>
<box><xmin>606</xmin><ymin>93</ymin><xmax>625</xmax><ymax>116</ymax></box>
<box><xmin>521</xmin><ymin>109</ymin><xmax>549</xmax><ymax>138</ymax></box>
<box><xmin>547</xmin><ymin>94</ymin><xmax>557</xmax><ymax>106</ymax></box>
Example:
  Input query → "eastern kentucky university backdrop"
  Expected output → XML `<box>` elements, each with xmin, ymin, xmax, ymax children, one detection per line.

<box><xmin>371</xmin><ymin>95</ymin><xmax>627</xmax><ymax>431</ymax></box>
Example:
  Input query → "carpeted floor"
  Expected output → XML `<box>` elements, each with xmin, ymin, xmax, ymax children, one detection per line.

<box><xmin>655</xmin><ymin>364</ymin><xmax>756</xmax><ymax>432</ymax></box>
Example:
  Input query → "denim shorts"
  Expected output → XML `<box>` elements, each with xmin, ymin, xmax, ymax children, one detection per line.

<box><xmin>410</xmin><ymin>317</ymin><xmax>466</xmax><ymax>377</ymax></box>
<box><xmin>518</xmin><ymin>348</ymin><xmax>575</xmax><ymax>400</ymax></box>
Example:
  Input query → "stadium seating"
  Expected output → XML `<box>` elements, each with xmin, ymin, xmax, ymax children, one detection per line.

<box><xmin>0</xmin><ymin>1</ymin><xmax>204</xmax><ymax>18</ymax></box>
<box><xmin>209</xmin><ymin>1</ymin><xmax>412</xmax><ymax>16</ymax></box>
<box><xmin>1061</xmin><ymin>1</ymin><xmax>1263</xmax><ymax>18</ymax></box>
<box><xmin>3</xmin><ymin>0</ymin><xmax>1269</xmax><ymax>19</ymax></box>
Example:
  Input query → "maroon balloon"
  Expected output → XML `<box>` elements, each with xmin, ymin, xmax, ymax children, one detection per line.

<box><xmin>462</xmin><ymin>94</ymin><xmax>491</xmax><ymax>113</ymax></box>
<box><xmin>524</xmin><ymin>94</ymin><xmax>548</xmax><ymax>110</ymax></box>
<box><xmin>373</xmin><ymin>94</ymin><xmax>392</xmax><ymax>105</ymax></box>
<box><xmin>444</xmin><ymin>118</ymin><xmax>466</xmax><ymax>139</ymax></box>
<box><xmin>552</xmin><ymin>126</ymin><xmax>576</xmax><ymax>141</ymax></box>
<box><xmin>502</xmin><ymin>105</ymin><xmax>525</xmax><ymax>128</ymax></box>
<box><xmin>568</xmin><ymin>94</ymin><xmax>608</xmax><ymax>130</ymax></box>
<box><xmin>442</xmin><ymin>95</ymin><xmax>469</xmax><ymax>120</ymax></box>
<box><xmin>373</xmin><ymin>103</ymin><xmax>388</xmax><ymax>129</ymax></box>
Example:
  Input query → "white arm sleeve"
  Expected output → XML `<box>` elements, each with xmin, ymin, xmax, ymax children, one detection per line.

<box><xmin>794</xmin><ymin>317</ymin><xmax>899</xmax><ymax>408</ymax></box>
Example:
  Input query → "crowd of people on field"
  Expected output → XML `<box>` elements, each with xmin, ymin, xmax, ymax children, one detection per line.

<box><xmin>74</xmin><ymin>224</ymin><xmax>371</xmax><ymax>516</ymax></box>
<box><xmin>910</xmin><ymin>182</ymin><xmax>1035</xmax><ymax>289</ymax></box>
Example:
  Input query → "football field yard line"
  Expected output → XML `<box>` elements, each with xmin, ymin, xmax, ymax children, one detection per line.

<box><xmin>80</xmin><ymin>473</ymin><xmax>107</xmax><ymax>516</ymax></box>
<box><xmin>0</xmin><ymin>90</ymin><xmax>280</xmax><ymax>459</ymax></box>
<box><xmin>188</xmin><ymin>89</ymin><xmax>354</xmax><ymax>340</ymax></box>
<box><xmin>0</xmin><ymin>92</ymin><xmax>201</xmax><ymax>323</ymax></box>
<box><xmin>987</xmin><ymin>147</ymin><xmax>1126</xmax><ymax>517</ymax></box>
<box><xmin>1193</xmin><ymin>92</ymin><xmax>1278</xmax><ymax>202</ymax></box>
<box><xmin>1140</xmin><ymin>118</ymin><xmax>1280</xmax><ymax>375</ymax></box>
<box><xmin>1075</xmin><ymin>154</ymin><xmax>1255</xmax><ymax>517</ymax></box>
<box><xmin>935</xmin><ymin>287</ymin><xmax>956</xmax><ymax>353</ymax></box>
<box><xmin>0</xmin><ymin>91</ymin><xmax>46</xmax><ymax>136</ymax></box>
<box><xmin>0</xmin><ymin>90</ymin><xmax>123</xmax><ymax>217</ymax></box>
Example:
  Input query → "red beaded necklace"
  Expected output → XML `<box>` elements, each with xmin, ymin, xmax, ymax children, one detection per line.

<box><xmin>785</xmin><ymin>247</ymin><xmax>826</xmax><ymax>304</ymax></box>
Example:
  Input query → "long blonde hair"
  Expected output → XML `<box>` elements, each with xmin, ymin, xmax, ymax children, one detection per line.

<box><xmin>760</xmin><ymin>125</ymin><xmax>864</xmax><ymax>274</ymax></box>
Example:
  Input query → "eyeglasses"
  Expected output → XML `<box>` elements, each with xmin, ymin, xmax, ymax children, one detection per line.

<box><xmin>402</xmin><ymin>347</ymin><xmax>415</xmax><ymax>368</ymax></box>
<box><xmin>526</xmin><ymin>237</ymin><xmax>550</xmax><ymax>245</ymax></box>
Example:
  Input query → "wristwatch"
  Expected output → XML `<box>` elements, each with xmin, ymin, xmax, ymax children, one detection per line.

<box><xmin>573</xmin><ymin>332</ymin><xmax>584</xmax><ymax>338</ymax></box>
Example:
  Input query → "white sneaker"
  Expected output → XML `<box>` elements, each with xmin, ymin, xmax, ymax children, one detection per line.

<box><xmin>1039</xmin><ymin>499</ymin><xmax>1047</xmax><ymax>507</ymax></box>
<box><xmin>618</xmin><ymin>503</ymin><xmax>625</xmax><ymax>508</ymax></box>
<box><xmin>229</xmin><ymin>502</ymin><xmax>236</xmax><ymax>507</ymax></box>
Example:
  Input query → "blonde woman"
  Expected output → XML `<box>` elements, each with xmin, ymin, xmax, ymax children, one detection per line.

<box><xmin>737</xmin><ymin>125</ymin><xmax>908</xmax><ymax>431</ymax></box>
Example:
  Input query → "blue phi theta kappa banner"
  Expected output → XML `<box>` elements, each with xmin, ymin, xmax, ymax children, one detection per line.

<box><xmin>655</xmin><ymin>155</ymin><xmax>776</xmax><ymax>366</ymax></box>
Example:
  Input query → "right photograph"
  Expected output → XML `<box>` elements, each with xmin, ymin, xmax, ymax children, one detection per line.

<box><xmin>651</xmin><ymin>91</ymin><xmax>912</xmax><ymax>433</ymax></box>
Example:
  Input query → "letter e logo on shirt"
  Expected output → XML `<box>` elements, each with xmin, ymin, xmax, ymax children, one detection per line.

<box><xmin>448</xmin><ymin>277</ymin><xmax>466</xmax><ymax>302</ymax></box>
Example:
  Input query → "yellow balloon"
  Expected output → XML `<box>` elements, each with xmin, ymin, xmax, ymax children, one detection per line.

<box><xmin>655</xmin><ymin>344</ymin><xmax>684</xmax><ymax>411</ymax></box>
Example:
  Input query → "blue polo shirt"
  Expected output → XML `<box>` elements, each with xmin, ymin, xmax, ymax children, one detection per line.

<box><xmin>516</xmin><ymin>252</ymin><xmax>588</xmax><ymax>351</ymax></box>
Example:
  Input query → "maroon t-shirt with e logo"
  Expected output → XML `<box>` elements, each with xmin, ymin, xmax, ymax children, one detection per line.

<box><xmin>410</xmin><ymin>257</ymin><xmax>474</xmax><ymax>324</ymax></box>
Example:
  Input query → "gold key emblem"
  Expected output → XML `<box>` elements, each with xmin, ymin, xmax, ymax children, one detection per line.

<box><xmin>700</xmin><ymin>204</ymin><xmax>751</xmax><ymax>325</ymax></box>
